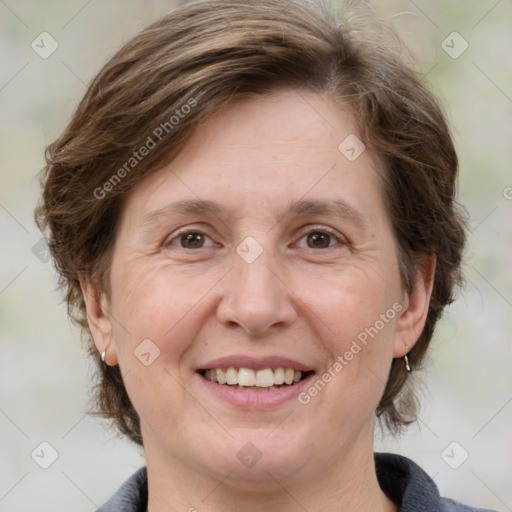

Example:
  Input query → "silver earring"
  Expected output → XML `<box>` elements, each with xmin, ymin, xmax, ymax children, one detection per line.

<box><xmin>404</xmin><ymin>345</ymin><xmax>411</xmax><ymax>372</ymax></box>
<box><xmin>101</xmin><ymin>350</ymin><xmax>106</xmax><ymax>363</ymax></box>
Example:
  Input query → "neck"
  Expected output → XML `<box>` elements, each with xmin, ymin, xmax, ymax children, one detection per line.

<box><xmin>144</xmin><ymin>426</ymin><xmax>397</xmax><ymax>512</ymax></box>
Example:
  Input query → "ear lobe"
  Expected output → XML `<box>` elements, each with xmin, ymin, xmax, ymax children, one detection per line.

<box><xmin>394</xmin><ymin>255</ymin><xmax>436</xmax><ymax>358</ymax></box>
<box><xmin>79</xmin><ymin>275</ymin><xmax>118</xmax><ymax>366</ymax></box>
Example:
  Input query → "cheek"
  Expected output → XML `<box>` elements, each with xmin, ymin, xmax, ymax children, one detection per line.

<box><xmin>107</xmin><ymin>263</ymin><xmax>220</xmax><ymax>430</ymax></box>
<box><xmin>296</xmin><ymin>261</ymin><xmax>401</xmax><ymax>408</ymax></box>
<box><xmin>109</xmin><ymin>261</ymin><xmax>225</xmax><ymax>363</ymax></box>
<box><xmin>302</xmin><ymin>262</ymin><xmax>400</xmax><ymax>344</ymax></box>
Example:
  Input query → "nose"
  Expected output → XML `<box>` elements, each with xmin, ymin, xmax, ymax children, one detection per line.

<box><xmin>216</xmin><ymin>250</ymin><xmax>297</xmax><ymax>335</ymax></box>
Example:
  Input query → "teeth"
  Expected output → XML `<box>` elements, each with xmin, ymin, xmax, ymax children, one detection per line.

<box><xmin>255</xmin><ymin>369</ymin><xmax>274</xmax><ymax>387</ymax></box>
<box><xmin>238</xmin><ymin>368</ymin><xmax>256</xmax><ymax>386</ymax></box>
<box><xmin>274</xmin><ymin>367</ymin><xmax>285</xmax><ymax>385</ymax></box>
<box><xmin>216</xmin><ymin>368</ymin><xmax>226</xmax><ymax>384</ymax></box>
<box><xmin>203</xmin><ymin>367</ymin><xmax>305</xmax><ymax>388</ymax></box>
<box><xmin>226</xmin><ymin>367</ymin><xmax>238</xmax><ymax>385</ymax></box>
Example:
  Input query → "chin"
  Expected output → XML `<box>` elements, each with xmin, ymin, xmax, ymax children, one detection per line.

<box><xmin>192</xmin><ymin>429</ymin><xmax>315</xmax><ymax>488</ymax></box>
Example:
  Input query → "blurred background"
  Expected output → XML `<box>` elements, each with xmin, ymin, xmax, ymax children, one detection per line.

<box><xmin>0</xmin><ymin>0</ymin><xmax>511</xmax><ymax>510</ymax></box>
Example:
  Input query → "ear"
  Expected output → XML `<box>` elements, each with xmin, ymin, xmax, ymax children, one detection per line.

<box><xmin>80</xmin><ymin>275</ymin><xmax>118</xmax><ymax>366</ymax></box>
<box><xmin>394</xmin><ymin>255</ymin><xmax>436</xmax><ymax>358</ymax></box>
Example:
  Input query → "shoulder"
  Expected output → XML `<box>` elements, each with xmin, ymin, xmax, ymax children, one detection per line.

<box><xmin>97</xmin><ymin>458</ymin><xmax>497</xmax><ymax>512</ymax></box>
<box><xmin>96</xmin><ymin>467</ymin><xmax>148</xmax><ymax>512</ymax></box>
<box><xmin>375</xmin><ymin>453</ymin><xmax>497</xmax><ymax>512</ymax></box>
<box><xmin>440</xmin><ymin>497</ymin><xmax>497</xmax><ymax>512</ymax></box>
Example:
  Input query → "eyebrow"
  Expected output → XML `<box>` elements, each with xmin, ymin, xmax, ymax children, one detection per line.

<box><xmin>288</xmin><ymin>199</ymin><xmax>365</xmax><ymax>223</ymax></box>
<box><xmin>142</xmin><ymin>198</ymin><xmax>367</xmax><ymax>229</ymax></box>
<box><xmin>143</xmin><ymin>199</ymin><xmax>224</xmax><ymax>226</ymax></box>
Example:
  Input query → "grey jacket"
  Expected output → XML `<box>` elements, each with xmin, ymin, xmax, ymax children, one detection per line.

<box><xmin>96</xmin><ymin>453</ymin><xmax>497</xmax><ymax>511</ymax></box>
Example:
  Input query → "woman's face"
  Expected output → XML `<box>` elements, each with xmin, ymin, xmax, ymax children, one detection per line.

<box><xmin>85</xmin><ymin>89</ymin><xmax>431</xmax><ymax>489</ymax></box>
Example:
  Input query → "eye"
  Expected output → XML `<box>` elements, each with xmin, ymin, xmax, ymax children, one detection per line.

<box><xmin>295</xmin><ymin>229</ymin><xmax>344</xmax><ymax>249</ymax></box>
<box><xmin>166</xmin><ymin>230</ymin><xmax>215</xmax><ymax>249</ymax></box>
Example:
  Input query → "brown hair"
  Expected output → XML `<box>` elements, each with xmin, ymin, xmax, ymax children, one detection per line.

<box><xmin>35</xmin><ymin>0</ymin><xmax>466</xmax><ymax>445</ymax></box>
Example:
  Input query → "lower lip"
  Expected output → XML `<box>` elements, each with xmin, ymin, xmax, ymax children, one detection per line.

<box><xmin>197</xmin><ymin>373</ymin><xmax>315</xmax><ymax>410</ymax></box>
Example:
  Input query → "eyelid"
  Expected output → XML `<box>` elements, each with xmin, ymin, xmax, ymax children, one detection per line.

<box><xmin>162</xmin><ymin>224</ymin><xmax>346</xmax><ymax>250</ymax></box>
<box><xmin>163</xmin><ymin>226</ymin><xmax>218</xmax><ymax>248</ymax></box>
<box><xmin>293</xmin><ymin>225</ymin><xmax>347</xmax><ymax>248</ymax></box>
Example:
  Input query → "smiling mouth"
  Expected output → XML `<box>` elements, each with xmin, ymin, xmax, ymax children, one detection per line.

<box><xmin>198</xmin><ymin>367</ymin><xmax>313</xmax><ymax>391</ymax></box>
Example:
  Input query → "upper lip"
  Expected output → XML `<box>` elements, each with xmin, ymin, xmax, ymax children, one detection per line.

<box><xmin>197</xmin><ymin>355</ymin><xmax>315</xmax><ymax>373</ymax></box>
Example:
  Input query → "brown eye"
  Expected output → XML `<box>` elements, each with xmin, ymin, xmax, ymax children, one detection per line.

<box><xmin>306</xmin><ymin>232</ymin><xmax>332</xmax><ymax>249</ymax></box>
<box><xmin>165</xmin><ymin>230</ymin><xmax>216</xmax><ymax>251</ymax></box>
<box><xmin>179</xmin><ymin>232</ymin><xmax>205</xmax><ymax>248</ymax></box>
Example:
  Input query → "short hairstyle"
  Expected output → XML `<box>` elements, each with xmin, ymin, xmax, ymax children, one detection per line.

<box><xmin>35</xmin><ymin>0</ymin><xmax>466</xmax><ymax>445</ymax></box>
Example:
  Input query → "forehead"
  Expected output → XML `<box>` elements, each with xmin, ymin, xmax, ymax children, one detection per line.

<box><xmin>120</xmin><ymin>88</ymin><xmax>387</xmax><ymax>226</ymax></box>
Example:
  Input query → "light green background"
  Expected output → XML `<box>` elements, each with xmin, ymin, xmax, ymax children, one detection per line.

<box><xmin>0</xmin><ymin>1</ymin><xmax>511</xmax><ymax>510</ymax></box>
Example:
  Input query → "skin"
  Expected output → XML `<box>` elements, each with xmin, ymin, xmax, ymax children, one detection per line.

<box><xmin>82</xmin><ymin>88</ymin><xmax>435</xmax><ymax>512</ymax></box>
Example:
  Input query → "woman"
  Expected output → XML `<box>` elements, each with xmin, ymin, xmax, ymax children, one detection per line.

<box><xmin>35</xmin><ymin>0</ymin><xmax>496</xmax><ymax>510</ymax></box>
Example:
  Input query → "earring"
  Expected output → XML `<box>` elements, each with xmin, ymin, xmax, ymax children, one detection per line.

<box><xmin>101</xmin><ymin>349</ymin><xmax>106</xmax><ymax>364</ymax></box>
<box><xmin>404</xmin><ymin>344</ymin><xmax>411</xmax><ymax>372</ymax></box>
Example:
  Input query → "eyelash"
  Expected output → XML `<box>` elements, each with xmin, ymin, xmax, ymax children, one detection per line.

<box><xmin>164</xmin><ymin>226</ymin><xmax>346</xmax><ymax>250</ymax></box>
<box><xmin>164</xmin><ymin>229</ymin><xmax>217</xmax><ymax>249</ymax></box>
<box><xmin>293</xmin><ymin>227</ymin><xmax>346</xmax><ymax>250</ymax></box>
